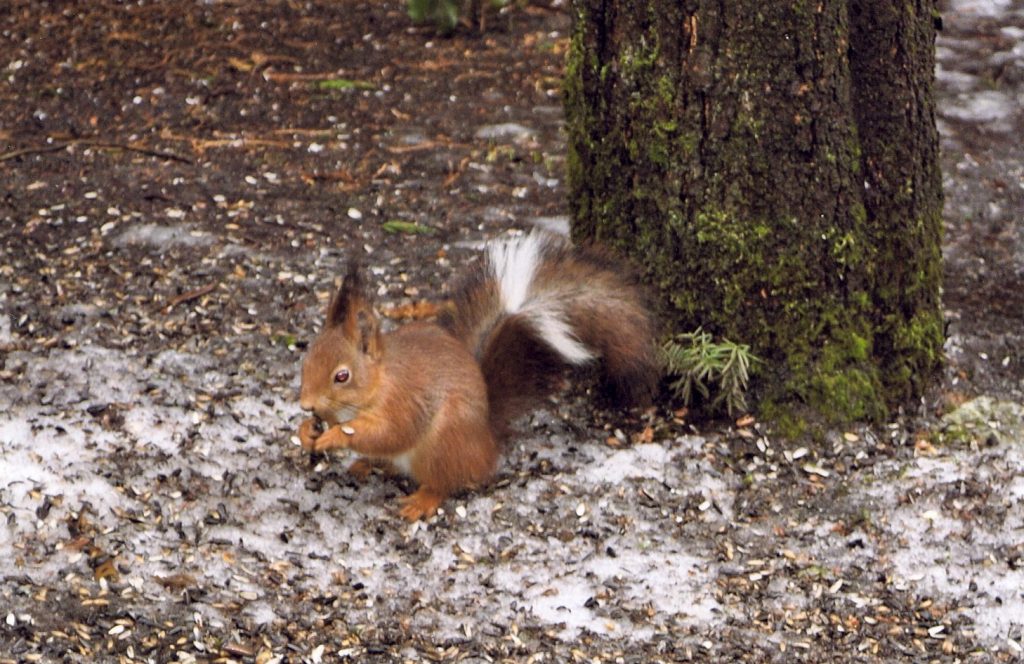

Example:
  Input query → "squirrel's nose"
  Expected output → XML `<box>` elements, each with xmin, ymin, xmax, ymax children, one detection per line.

<box><xmin>299</xmin><ymin>396</ymin><xmax>314</xmax><ymax>412</ymax></box>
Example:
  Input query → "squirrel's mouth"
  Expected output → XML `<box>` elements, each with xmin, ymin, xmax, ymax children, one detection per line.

<box><xmin>318</xmin><ymin>404</ymin><xmax>359</xmax><ymax>426</ymax></box>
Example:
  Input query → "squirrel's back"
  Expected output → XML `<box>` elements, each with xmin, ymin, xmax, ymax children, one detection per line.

<box><xmin>440</xmin><ymin>231</ymin><xmax>658</xmax><ymax>437</ymax></box>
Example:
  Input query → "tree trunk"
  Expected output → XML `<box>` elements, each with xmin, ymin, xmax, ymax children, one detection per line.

<box><xmin>565</xmin><ymin>0</ymin><xmax>943</xmax><ymax>430</ymax></box>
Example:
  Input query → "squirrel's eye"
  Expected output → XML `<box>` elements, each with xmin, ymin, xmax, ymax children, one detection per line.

<box><xmin>333</xmin><ymin>368</ymin><xmax>351</xmax><ymax>384</ymax></box>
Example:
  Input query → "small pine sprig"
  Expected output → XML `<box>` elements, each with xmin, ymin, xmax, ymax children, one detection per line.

<box><xmin>661</xmin><ymin>328</ymin><xmax>758</xmax><ymax>416</ymax></box>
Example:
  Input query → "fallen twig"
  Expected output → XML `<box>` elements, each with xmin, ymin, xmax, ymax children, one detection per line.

<box><xmin>161</xmin><ymin>283</ymin><xmax>218</xmax><ymax>314</ymax></box>
<box><xmin>159</xmin><ymin>130</ymin><xmax>293</xmax><ymax>154</ymax></box>
<box><xmin>0</xmin><ymin>138</ymin><xmax>193</xmax><ymax>164</ymax></box>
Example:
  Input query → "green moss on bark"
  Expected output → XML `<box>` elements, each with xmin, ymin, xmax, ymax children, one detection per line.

<box><xmin>566</xmin><ymin>0</ymin><xmax>942</xmax><ymax>431</ymax></box>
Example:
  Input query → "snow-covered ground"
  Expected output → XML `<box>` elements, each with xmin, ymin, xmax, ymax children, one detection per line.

<box><xmin>3</xmin><ymin>334</ymin><xmax>1024</xmax><ymax>659</ymax></box>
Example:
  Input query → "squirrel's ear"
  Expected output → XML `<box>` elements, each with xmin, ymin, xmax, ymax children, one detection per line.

<box><xmin>326</xmin><ymin>264</ymin><xmax>365</xmax><ymax>335</ymax></box>
<box><xmin>356</xmin><ymin>308</ymin><xmax>383</xmax><ymax>360</ymax></box>
<box><xmin>326</xmin><ymin>264</ymin><xmax>383</xmax><ymax>358</ymax></box>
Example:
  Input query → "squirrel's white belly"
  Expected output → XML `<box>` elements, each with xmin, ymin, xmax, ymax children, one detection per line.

<box><xmin>390</xmin><ymin>450</ymin><xmax>414</xmax><ymax>476</ymax></box>
<box><xmin>354</xmin><ymin>450</ymin><xmax>413</xmax><ymax>475</ymax></box>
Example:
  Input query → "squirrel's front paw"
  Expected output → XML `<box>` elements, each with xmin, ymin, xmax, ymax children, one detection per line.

<box><xmin>307</xmin><ymin>424</ymin><xmax>354</xmax><ymax>452</ymax></box>
<box><xmin>298</xmin><ymin>417</ymin><xmax>323</xmax><ymax>449</ymax></box>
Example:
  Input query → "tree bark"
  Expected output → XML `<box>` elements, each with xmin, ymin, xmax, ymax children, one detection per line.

<box><xmin>565</xmin><ymin>0</ymin><xmax>943</xmax><ymax>429</ymax></box>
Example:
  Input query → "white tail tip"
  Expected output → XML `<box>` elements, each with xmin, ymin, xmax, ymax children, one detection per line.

<box><xmin>488</xmin><ymin>232</ymin><xmax>595</xmax><ymax>365</ymax></box>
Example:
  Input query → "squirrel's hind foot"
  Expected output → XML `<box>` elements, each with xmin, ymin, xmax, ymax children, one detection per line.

<box><xmin>398</xmin><ymin>488</ymin><xmax>446</xmax><ymax>521</ymax></box>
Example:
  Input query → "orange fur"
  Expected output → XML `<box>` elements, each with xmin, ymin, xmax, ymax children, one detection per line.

<box><xmin>297</xmin><ymin>234</ymin><xmax>657</xmax><ymax>521</ymax></box>
<box><xmin>346</xmin><ymin>458</ymin><xmax>396</xmax><ymax>481</ymax></box>
<box><xmin>300</xmin><ymin>298</ymin><xmax>498</xmax><ymax>519</ymax></box>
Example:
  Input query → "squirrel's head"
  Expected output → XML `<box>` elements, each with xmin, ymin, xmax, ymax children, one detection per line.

<box><xmin>299</xmin><ymin>265</ymin><xmax>382</xmax><ymax>425</ymax></box>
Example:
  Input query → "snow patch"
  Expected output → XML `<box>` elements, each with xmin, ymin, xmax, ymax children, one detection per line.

<box><xmin>589</xmin><ymin>443</ymin><xmax>672</xmax><ymax>483</ymax></box>
<box><xmin>946</xmin><ymin>0</ymin><xmax>1013</xmax><ymax>15</ymax></box>
<box><xmin>0</xmin><ymin>306</ymin><xmax>12</xmax><ymax>344</ymax></box>
<box><xmin>114</xmin><ymin>223</ymin><xmax>214</xmax><ymax>250</ymax></box>
<box><xmin>474</xmin><ymin>123</ymin><xmax>536</xmax><ymax>141</ymax></box>
<box><xmin>942</xmin><ymin>90</ymin><xmax>1017</xmax><ymax>130</ymax></box>
<box><xmin>862</xmin><ymin>440</ymin><xmax>1024</xmax><ymax>646</ymax></box>
<box><xmin>490</xmin><ymin>542</ymin><xmax>719</xmax><ymax>641</ymax></box>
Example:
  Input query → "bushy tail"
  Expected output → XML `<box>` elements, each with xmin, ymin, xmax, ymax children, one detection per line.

<box><xmin>440</xmin><ymin>231</ymin><xmax>658</xmax><ymax>438</ymax></box>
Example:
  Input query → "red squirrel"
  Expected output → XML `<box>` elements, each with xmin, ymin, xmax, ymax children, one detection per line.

<box><xmin>297</xmin><ymin>231</ymin><xmax>658</xmax><ymax>520</ymax></box>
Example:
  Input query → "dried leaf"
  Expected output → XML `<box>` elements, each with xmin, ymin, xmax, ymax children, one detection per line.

<box><xmin>634</xmin><ymin>425</ymin><xmax>655</xmax><ymax>444</ymax></box>
<box><xmin>381</xmin><ymin>220</ymin><xmax>435</xmax><ymax>236</ymax></box>
<box><xmin>313</xmin><ymin>78</ymin><xmax>375</xmax><ymax>91</ymax></box>
<box><xmin>93</xmin><ymin>559</ymin><xmax>118</xmax><ymax>582</ymax></box>
<box><xmin>156</xmin><ymin>573</ymin><xmax>198</xmax><ymax>590</ymax></box>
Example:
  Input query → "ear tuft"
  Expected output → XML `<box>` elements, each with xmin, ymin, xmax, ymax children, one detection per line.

<box><xmin>325</xmin><ymin>263</ymin><xmax>382</xmax><ymax>357</ymax></box>
<box><xmin>326</xmin><ymin>263</ymin><xmax>365</xmax><ymax>331</ymax></box>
